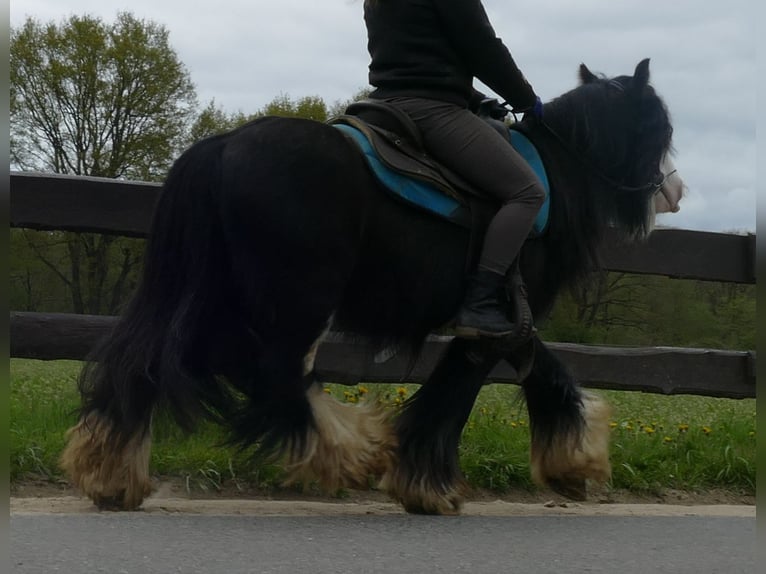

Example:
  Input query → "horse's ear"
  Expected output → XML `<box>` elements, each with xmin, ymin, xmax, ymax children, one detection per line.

<box><xmin>579</xmin><ymin>63</ymin><xmax>598</xmax><ymax>84</ymax></box>
<box><xmin>633</xmin><ymin>58</ymin><xmax>651</xmax><ymax>89</ymax></box>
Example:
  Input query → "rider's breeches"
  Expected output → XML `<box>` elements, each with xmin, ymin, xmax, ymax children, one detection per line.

<box><xmin>380</xmin><ymin>97</ymin><xmax>545</xmax><ymax>275</ymax></box>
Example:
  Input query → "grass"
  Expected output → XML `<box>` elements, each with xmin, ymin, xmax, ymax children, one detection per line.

<box><xmin>460</xmin><ymin>384</ymin><xmax>756</xmax><ymax>495</ymax></box>
<box><xmin>10</xmin><ymin>359</ymin><xmax>756</xmax><ymax>497</ymax></box>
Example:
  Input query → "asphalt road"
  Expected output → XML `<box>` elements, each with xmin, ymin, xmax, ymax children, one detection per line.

<box><xmin>11</xmin><ymin>510</ymin><xmax>755</xmax><ymax>574</ymax></box>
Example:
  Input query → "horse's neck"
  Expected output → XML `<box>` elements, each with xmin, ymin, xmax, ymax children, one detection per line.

<box><xmin>519</xmin><ymin>120</ymin><xmax>606</xmax><ymax>287</ymax></box>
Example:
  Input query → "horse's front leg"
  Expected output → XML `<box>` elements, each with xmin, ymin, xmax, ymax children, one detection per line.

<box><xmin>380</xmin><ymin>338</ymin><xmax>504</xmax><ymax>515</ymax></box>
<box><xmin>513</xmin><ymin>337</ymin><xmax>612</xmax><ymax>500</ymax></box>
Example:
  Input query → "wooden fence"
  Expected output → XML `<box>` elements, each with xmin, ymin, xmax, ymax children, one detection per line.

<box><xmin>9</xmin><ymin>171</ymin><xmax>757</xmax><ymax>399</ymax></box>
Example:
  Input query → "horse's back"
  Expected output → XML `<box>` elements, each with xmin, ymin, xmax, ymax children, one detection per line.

<box><xmin>215</xmin><ymin>116</ymin><xmax>372</xmax><ymax>231</ymax></box>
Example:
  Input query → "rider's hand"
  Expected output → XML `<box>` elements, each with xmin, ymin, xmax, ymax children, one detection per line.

<box><xmin>511</xmin><ymin>95</ymin><xmax>543</xmax><ymax>121</ymax></box>
<box><xmin>486</xmin><ymin>99</ymin><xmax>509</xmax><ymax>120</ymax></box>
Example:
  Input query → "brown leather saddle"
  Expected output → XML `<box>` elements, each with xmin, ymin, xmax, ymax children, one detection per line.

<box><xmin>330</xmin><ymin>99</ymin><xmax>503</xmax><ymax>204</ymax></box>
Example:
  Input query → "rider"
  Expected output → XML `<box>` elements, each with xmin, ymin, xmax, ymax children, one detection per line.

<box><xmin>363</xmin><ymin>0</ymin><xmax>546</xmax><ymax>338</ymax></box>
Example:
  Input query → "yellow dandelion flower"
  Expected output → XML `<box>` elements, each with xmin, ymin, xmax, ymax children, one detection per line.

<box><xmin>643</xmin><ymin>426</ymin><xmax>655</xmax><ymax>434</ymax></box>
<box><xmin>702</xmin><ymin>426</ymin><xmax>712</xmax><ymax>435</ymax></box>
<box><xmin>609</xmin><ymin>422</ymin><xmax>618</xmax><ymax>429</ymax></box>
<box><xmin>323</xmin><ymin>387</ymin><xmax>332</xmax><ymax>394</ymax></box>
<box><xmin>624</xmin><ymin>424</ymin><xmax>634</xmax><ymax>431</ymax></box>
<box><xmin>510</xmin><ymin>422</ymin><xmax>517</xmax><ymax>428</ymax></box>
<box><xmin>678</xmin><ymin>424</ymin><xmax>689</xmax><ymax>432</ymax></box>
<box><xmin>396</xmin><ymin>386</ymin><xmax>408</xmax><ymax>397</ymax></box>
<box><xmin>663</xmin><ymin>436</ymin><xmax>673</xmax><ymax>443</ymax></box>
<box><xmin>357</xmin><ymin>385</ymin><xmax>368</xmax><ymax>395</ymax></box>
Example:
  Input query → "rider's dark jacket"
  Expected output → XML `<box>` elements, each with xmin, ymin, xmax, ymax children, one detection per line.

<box><xmin>364</xmin><ymin>0</ymin><xmax>537</xmax><ymax>109</ymax></box>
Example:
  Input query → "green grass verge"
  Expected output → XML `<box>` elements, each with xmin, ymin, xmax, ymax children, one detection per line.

<box><xmin>10</xmin><ymin>359</ymin><xmax>756</xmax><ymax>496</ymax></box>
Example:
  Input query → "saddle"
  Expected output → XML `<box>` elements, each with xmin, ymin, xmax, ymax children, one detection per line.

<box><xmin>329</xmin><ymin>99</ymin><xmax>550</xmax><ymax>235</ymax></box>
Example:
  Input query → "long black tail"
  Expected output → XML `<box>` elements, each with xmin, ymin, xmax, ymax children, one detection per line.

<box><xmin>78</xmin><ymin>133</ymin><xmax>242</xmax><ymax>442</ymax></box>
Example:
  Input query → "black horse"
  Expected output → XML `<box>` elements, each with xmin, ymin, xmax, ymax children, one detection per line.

<box><xmin>62</xmin><ymin>59</ymin><xmax>682</xmax><ymax>515</ymax></box>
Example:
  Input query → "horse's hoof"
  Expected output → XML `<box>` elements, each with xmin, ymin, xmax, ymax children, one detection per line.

<box><xmin>548</xmin><ymin>477</ymin><xmax>587</xmax><ymax>501</ymax></box>
<box><xmin>92</xmin><ymin>486</ymin><xmax>149</xmax><ymax>511</ymax></box>
<box><xmin>380</xmin><ymin>470</ymin><xmax>465</xmax><ymax>515</ymax></box>
<box><xmin>402</xmin><ymin>494</ymin><xmax>462</xmax><ymax>516</ymax></box>
<box><xmin>94</xmin><ymin>492</ymin><xmax>129</xmax><ymax>511</ymax></box>
<box><xmin>401</xmin><ymin>500</ymin><xmax>462</xmax><ymax>516</ymax></box>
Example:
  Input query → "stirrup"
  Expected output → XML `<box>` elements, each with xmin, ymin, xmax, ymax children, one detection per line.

<box><xmin>505</xmin><ymin>269</ymin><xmax>536</xmax><ymax>343</ymax></box>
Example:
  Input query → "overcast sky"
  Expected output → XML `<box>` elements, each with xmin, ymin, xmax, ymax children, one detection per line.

<box><xmin>10</xmin><ymin>0</ymin><xmax>756</xmax><ymax>233</ymax></box>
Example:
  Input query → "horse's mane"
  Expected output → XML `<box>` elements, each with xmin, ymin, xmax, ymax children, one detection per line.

<box><xmin>522</xmin><ymin>61</ymin><xmax>674</xmax><ymax>290</ymax></box>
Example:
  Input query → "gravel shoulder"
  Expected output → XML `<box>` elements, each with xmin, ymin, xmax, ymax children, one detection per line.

<box><xmin>11</xmin><ymin>479</ymin><xmax>756</xmax><ymax>518</ymax></box>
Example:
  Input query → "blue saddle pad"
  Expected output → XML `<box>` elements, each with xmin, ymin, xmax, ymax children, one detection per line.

<box><xmin>334</xmin><ymin>123</ymin><xmax>551</xmax><ymax>236</ymax></box>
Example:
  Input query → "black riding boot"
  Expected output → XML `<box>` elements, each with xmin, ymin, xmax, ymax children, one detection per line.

<box><xmin>455</xmin><ymin>267</ymin><xmax>534</xmax><ymax>339</ymax></box>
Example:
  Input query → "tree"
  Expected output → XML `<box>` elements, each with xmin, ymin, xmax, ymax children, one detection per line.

<box><xmin>10</xmin><ymin>13</ymin><xmax>197</xmax><ymax>314</ymax></box>
<box><xmin>187</xmin><ymin>93</ymin><xmax>344</xmax><ymax>147</ymax></box>
<box><xmin>328</xmin><ymin>87</ymin><xmax>373</xmax><ymax>119</ymax></box>
<box><xmin>187</xmin><ymin>99</ymin><xmax>253</xmax><ymax>144</ymax></box>
<box><xmin>260</xmin><ymin>93</ymin><xmax>329</xmax><ymax>122</ymax></box>
<box><xmin>540</xmin><ymin>272</ymin><xmax>755</xmax><ymax>351</ymax></box>
<box><xmin>11</xmin><ymin>12</ymin><xmax>196</xmax><ymax>179</ymax></box>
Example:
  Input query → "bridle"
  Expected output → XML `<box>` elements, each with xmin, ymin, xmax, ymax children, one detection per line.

<box><xmin>535</xmin><ymin>117</ymin><xmax>675</xmax><ymax>198</ymax></box>
<box><xmin>507</xmin><ymin>78</ymin><xmax>676</xmax><ymax>204</ymax></box>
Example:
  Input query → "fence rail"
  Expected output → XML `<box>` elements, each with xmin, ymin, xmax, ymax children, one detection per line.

<box><xmin>9</xmin><ymin>172</ymin><xmax>757</xmax><ymax>398</ymax></box>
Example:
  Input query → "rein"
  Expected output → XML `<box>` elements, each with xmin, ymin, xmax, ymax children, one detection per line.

<box><xmin>536</xmin><ymin>118</ymin><xmax>675</xmax><ymax>196</ymax></box>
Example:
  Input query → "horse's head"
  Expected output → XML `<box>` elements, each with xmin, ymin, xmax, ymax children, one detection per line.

<box><xmin>549</xmin><ymin>59</ymin><xmax>683</xmax><ymax>235</ymax></box>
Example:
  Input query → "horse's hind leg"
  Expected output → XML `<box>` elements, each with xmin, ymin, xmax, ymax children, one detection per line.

<box><xmin>60</xmin><ymin>410</ymin><xmax>152</xmax><ymax>510</ymax></box>
<box><xmin>228</xmin><ymin>320</ymin><xmax>397</xmax><ymax>491</ymax></box>
<box><xmin>215</xmin><ymin>119</ymin><xmax>397</xmax><ymax>488</ymax></box>
<box><xmin>60</xmin><ymin>361</ymin><xmax>156</xmax><ymax>510</ymax></box>
<box><xmin>286</xmin><ymin>382</ymin><xmax>397</xmax><ymax>489</ymax></box>
<box><xmin>221</xmin><ymin>261</ymin><xmax>397</xmax><ymax>490</ymax></box>
<box><xmin>381</xmin><ymin>338</ymin><xmax>503</xmax><ymax>515</ymax></box>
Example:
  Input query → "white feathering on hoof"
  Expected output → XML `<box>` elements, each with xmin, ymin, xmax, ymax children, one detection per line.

<box><xmin>530</xmin><ymin>391</ymin><xmax>613</xmax><ymax>495</ymax></box>
<box><xmin>60</xmin><ymin>413</ymin><xmax>152</xmax><ymax>510</ymax></box>
<box><xmin>283</xmin><ymin>385</ymin><xmax>397</xmax><ymax>490</ymax></box>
